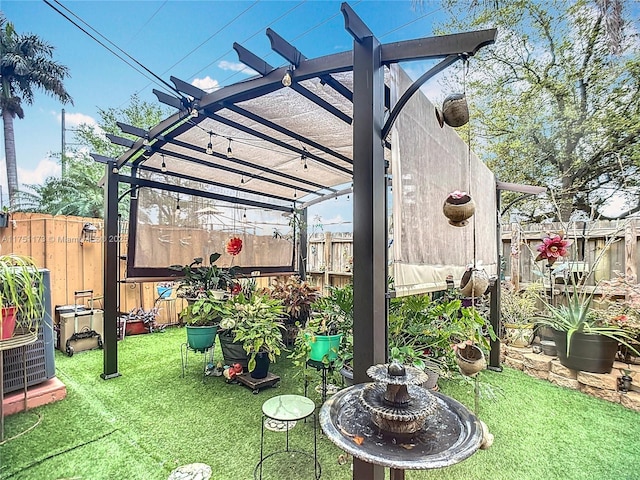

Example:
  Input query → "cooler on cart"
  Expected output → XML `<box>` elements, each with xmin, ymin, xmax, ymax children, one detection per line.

<box><xmin>55</xmin><ymin>290</ymin><xmax>104</xmax><ymax>357</ymax></box>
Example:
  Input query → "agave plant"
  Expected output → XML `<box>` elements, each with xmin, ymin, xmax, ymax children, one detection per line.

<box><xmin>536</xmin><ymin>285</ymin><xmax>639</xmax><ymax>356</ymax></box>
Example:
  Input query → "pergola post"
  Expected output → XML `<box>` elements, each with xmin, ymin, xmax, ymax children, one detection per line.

<box><xmin>348</xmin><ymin>5</ymin><xmax>387</xmax><ymax>479</ymax></box>
<box><xmin>101</xmin><ymin>161</ymin><xmax>121</xmax><ymax>380</ymax></box>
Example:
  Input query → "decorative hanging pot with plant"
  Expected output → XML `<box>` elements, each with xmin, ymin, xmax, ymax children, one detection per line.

<box><xmin>459</xmin><ymin>267</ymin><xmax>489</xmax><ymax>298</ymax></box>
<box><xmin>435</xmin><ymin>93</ymin><xmax>469</xmax><ymax>128</ymax></box>
<box><xmin>443</xmin><ymin>191</ymin><xmax>475</xmax><ymax>227</ymax></box>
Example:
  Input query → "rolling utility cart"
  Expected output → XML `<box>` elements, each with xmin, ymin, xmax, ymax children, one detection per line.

<box><xmin>56</xmin><ymin>290</ymin><xmax>104</xmax><ymax>357</ymax></box>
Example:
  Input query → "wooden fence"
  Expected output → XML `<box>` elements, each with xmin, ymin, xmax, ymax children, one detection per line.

<box><xmin>0</xmin><ymin>213</ymin><xmax>181</xmax><ymax>324</ymax></box>
<box><xmin>306</xmin><ymin>220</ymin><xmax>640</xmax><ymax>293</ymax></box>
<box><xmin>4</xmin><ymin>215</ymin><xmax>638</xmax><ymax>318</ymax></box>
<box><xmin>0</xmin><ymin>213</ymin><xmax>280</xmax><ymax>325</ymax></box>
<box><xmin>502</xmin><ymin>220</ymin><xmax>639</xmax><ymax>291</ymax></box>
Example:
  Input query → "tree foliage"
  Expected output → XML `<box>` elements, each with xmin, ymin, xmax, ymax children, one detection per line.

<box><xmin>0</xmin><ymin>13</ymin><xmax>72</xmax><ymax>207</ymax></box>
<box><xmin>19</xmin><ymin>94</ymin><xmax>169</xmax><ymax>218</ymax></box>
<box><xmin>438</xmin><ymin>0</ymin><xmax>640</xmax><ymax>221</ymax></box>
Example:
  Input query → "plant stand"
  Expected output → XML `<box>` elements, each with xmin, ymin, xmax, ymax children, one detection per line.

<box><xmin>236</xmin><ymin>371</ymin><xmax>280</xmax><ymax>394</ymax></box>
<box><xmin>180</xmin><ymin>343</ymin><xmax>215</xmax><ymax>383</ymax></box>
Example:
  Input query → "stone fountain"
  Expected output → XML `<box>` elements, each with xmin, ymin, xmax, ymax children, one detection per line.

<box><xmin>320</xmin><ymin>362</ymin><xmax>487</xmax><ymax>479</ymax></box>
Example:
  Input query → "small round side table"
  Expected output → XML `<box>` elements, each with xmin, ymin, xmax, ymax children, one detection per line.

<box><xmin>255</xmin><ymin>394</ymin><xmax>321</xmax><ymax>479</ymax></box>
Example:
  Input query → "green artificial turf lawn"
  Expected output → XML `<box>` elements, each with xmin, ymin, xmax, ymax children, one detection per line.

<box><xmin>1</xmin><ymin>327</ymin><xmax>639</xmax><ymax>480</ymax></box>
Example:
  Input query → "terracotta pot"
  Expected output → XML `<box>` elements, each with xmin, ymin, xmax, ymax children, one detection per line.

<box><xmin>443</xmin><ymin>195</ymin><xmax>475</xmax><ymax>227</ymax></box>
<box><xmin>1</xmin><ymin>306</ymin><xmax>18</xmax><ymax>340</ymax></box>
<box><xmin>456</xmin><ymin>344</ymin><xmax>486</xmax><ymax>376</ymax></box>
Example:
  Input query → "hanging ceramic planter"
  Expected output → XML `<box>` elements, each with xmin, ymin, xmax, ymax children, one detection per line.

<box><xmin>443</xmin><ymin>191</ymin><xmax>475</xmax><ymax>227</ymax></box>
<box><xmin>435</xmin><ymin>93</ymin><xmax>469</xmax><ymax>128</ymax></box>
<box><xmin>459</xmin><ymin>267</ymin><xmax>489</xmax><ymax>297</ymax></box>
<box><xmin>455</xmin><ymin>344</ymin><xmax>486</xmax><ymax>377</ymax></box>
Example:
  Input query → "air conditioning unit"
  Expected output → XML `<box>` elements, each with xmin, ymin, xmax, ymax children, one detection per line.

<box><xmin>2</xmin><ymin>270</ymin><xmax>55</xmax><ymax>394</ymax></box>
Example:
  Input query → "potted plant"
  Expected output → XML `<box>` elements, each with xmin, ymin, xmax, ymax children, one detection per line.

<box><xmin>0</xmin><ymin>254</ymin><xmax>44</xmax><ymax>340</ymax></box>
<box><xmin>156</xmin><ymin>281</ymin><xmax>174</xmax><ymax>299</ymax></box>
<box><xmin>500</xmin><ymin>282</ymin><xmax>541</xmax><ymax>348</ymax></box>
<box><xmin>535</xmin><ymin>285</ymin><xmax>639</xmax><ymax>374</ymax></box>
<box><xmin>170</xmin><ymin>252</ymin><xmax>239</xmax><ymax>301</ymax></box>
<box><xmin>179</xmin><ymin>290</ymin><xmax>232</xmax><ymax>353</ymax></box>
<box><xmin>125</xmin><ymin>307</ymin><xmax>162</xmax><ymax>335</ymax></box>
<box><xmin>229</xmin><ymin>292</ymin><xmax>286</xmax><ymax>378</ymax></box>
<box><xmin>262</xmin><ymin>275</ymin><xmax>320</xmax><ymax>344</ymax></box>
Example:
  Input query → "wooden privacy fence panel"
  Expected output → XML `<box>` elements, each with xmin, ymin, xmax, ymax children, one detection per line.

<box><xmin>0</xmin><ymin>212</ymin><xmax>104</xmax><ymax>309</ymax></box>
<box><xmin>307</xmin><ymin>232</ymin><xmax>353</xmax><ymax>292</ymax></box>
<box><xmin>502</xmin><ymin>220</ymin><xmax>639</xmax><ymax>287</ymax></box>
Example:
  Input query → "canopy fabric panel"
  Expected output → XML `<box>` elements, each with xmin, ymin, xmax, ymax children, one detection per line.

<box><xmin>390</xmin><ymin>65</ymin><xmax>498</xmax><ymax>296</ymax></box>
<box><xmin>127</xmin><ymin>185</ymin><xmax>295</xmax><ymax>277</ymax></box>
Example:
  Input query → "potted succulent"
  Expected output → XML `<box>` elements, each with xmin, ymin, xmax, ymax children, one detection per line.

<box><xmin>179</xmin><ymin>290</ymin><xmax>232</xmax><ymax>353</ymax></box>
<box><xmin>229</xmin><ymin>292</ymin><xmax>286</xmax><ymax>378</ymax></box>
<box><xmin>536</xmin><ymin>285</ymin><xmax>639</xmax><ymax>374</ymax></box>
<box><xmin>0</xmin><ymin>254</ymin><xmax>44</xmax><ymax>340</ymax></box>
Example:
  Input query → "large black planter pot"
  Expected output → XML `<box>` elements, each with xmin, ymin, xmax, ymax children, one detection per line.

<box><xmin>251</xmin><ymin>352</ymin><xmax>270</xmax><ymax>379</ymax></box>
<box><xmin>218</xmin><ymin>330</ymin><xmax>248</xmax><ymax>369</ymax></box>
<box><xmin>552</xmin><ymin>329</ymin><xmax>618</xmax><ymax>374</ymax></box>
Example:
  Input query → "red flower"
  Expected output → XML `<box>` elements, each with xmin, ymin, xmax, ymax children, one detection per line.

<box><xmin>535</xmin><ymin>234</ymin><xmax>571</xmax><ymax>265</ymax></box>
<box><xmin>226</xmin><ymin>237</ymin><xmax>243</xmax><ymax>256</ymax></box>
<box><xmin>230</xmin><ymin>282</ymin><xmax>242</xmax><ymax>295</ymax></box>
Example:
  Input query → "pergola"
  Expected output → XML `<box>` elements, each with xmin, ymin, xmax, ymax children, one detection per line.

<box><xmin>95</xmin><ymin>4</ymin><xmax>498</xmax><ymax>478</ymax></box>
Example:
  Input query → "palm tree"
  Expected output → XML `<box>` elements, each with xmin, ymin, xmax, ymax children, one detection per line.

<box><xmin>0</xmin><ymin>15</ymin><xmax>72</xmax><ymax>207</ymax></box>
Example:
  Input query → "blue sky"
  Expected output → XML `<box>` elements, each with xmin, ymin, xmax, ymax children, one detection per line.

<box><xmin>1</xmin><ymin>0</ymin><xmax>450</xmax><ymax>228</ymax></box>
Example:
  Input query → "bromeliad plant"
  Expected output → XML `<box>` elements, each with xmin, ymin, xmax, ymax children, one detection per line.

<box><xmin>229</xmin><ymin>292</ymin><xmax>286</xmax><ymax>372</ymax></box>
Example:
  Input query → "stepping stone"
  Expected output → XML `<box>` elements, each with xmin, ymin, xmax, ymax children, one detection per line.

<box><xmin>168</xmin><ymin>463</ymin><xmax>212</xmax><ymax>480</ymax></box>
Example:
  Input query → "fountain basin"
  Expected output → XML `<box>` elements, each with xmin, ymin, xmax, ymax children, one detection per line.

<box><xmin>320</xmin><ymin>383</ymin><xmax>483</xmax><ymax>470</ymax></box>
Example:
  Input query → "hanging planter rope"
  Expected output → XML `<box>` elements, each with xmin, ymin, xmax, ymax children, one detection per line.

<box><xmin>442</xmin><ymin>190</ymin><xmax>475</xmax><ymax>227</ymax></box>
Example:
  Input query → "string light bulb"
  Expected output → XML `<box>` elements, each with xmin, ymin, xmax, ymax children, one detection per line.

<box><xmin>282</xmin><ymin>68</ymin><xmax>293</xmax><ymax>87</ymax></box>
<box><xmin>176</xmin><ymin>195</ymin><xmax>180</xmax><ymax>211</ymax></box>
<box><xmin>226</xmin><ymin>138</ymin><xmax>233</xmax><ymax>158</ymax></box>
<box><xmin>160</xmin><ymin>154</ymin><xmax>167</xmax><ymax>173</ymax></box>
<box><xmin>206</xmin><ymin>131</ymin><xmax>213</xmax><ymax>155</ymax></box>
<box><xmin>240</xmin><ymin>175</ymin><xmax>245</xmax><ymax>184</ymax></box>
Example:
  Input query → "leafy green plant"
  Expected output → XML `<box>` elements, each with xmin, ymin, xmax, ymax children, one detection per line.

<box><xmin>170</xmin><ymin>253</ymin><xmax>239</xmax><ymax>299</ymax></box>
<box><xmin>0</xmin><ymin>254</ymin><xmax>45</xmax><ymax>334</ymax></box>
<box><xmin>179</xmin><ymin>291</ymin><xmax>232</xmax><ymax>326</ymax></box>
<box><xmin>229</xmin><ymin>292</ymin><xmax>286</xmax><ymax>372</ymax></box>
<box><xmin>288</xmin><ymin>283</ymin><xmax>353</xmax><ymax>370</ymax></box>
